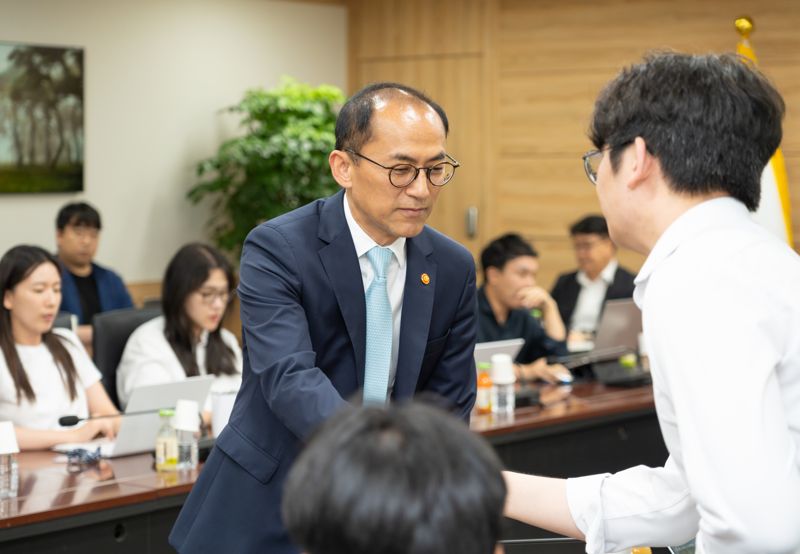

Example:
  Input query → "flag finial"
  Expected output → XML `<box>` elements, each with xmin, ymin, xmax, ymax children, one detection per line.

<box><xmin>735</xmin><ymin>16</ymin><xmax>754</xmax><ymax>39</ymax></box>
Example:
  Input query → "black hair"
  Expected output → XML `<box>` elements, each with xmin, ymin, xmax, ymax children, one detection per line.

<box><xmin>570</xmin><ymin>215</ymin><xmax>609</xmax><ymax>237</ymax></box>
<box><xmin>0</xmin><ymin>245</ymin><xmax>80</xmax><ymax>403</ymax></box>
<box><xmin>162</xmin><ymin>243</ymin><xmax>237</xmax><ymax>377</ymax></box>
<box><xmin>56</xmin><ymin>202</ymin><xmax>102</xmax><ymax>231</ymax></box>
<box><xmin>590</xmin><ymin>51</ymin><xmax>784</xmax><ymax>212</ymax></box>
<box><xmin>283</xmin><ymin>402</ymin><xmax>506</xmax><ymax>554</ymax></box>
<box><xmin>334</xmin><ymin>82</ymin><xmax>449</xmax><ymax>152</ymax></box>
<box><xmin>480</xmin><ymin>233</ymin><xmax>538</xmax><ymax>282</ymax></box>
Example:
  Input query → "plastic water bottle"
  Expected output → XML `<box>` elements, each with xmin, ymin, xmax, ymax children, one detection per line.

<box><xmin>176</xmin><ymin>430</ymin><xmax>198</xmax><ymax>471</ymax></box>
<box><xmin>0</xmin><ymin>453</ymin><xmax>18</xmax><ymax>499</ymax></box>
<box><xmin>490</xmin><ymin>353</ymin><xmax>516</xmax><ymax>416</ymax></box>
<box><xmin>476</xmin><ymin>362</ymin><xmax>493</xmax><ymax>415</ymax></box>
<box><xmin>155</xmin><ymin>409</ymin><xmax>178</xmax><ymax>472</ymax></box>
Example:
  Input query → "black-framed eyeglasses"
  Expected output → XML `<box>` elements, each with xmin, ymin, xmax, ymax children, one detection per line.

<box><xmin>197</xmin><ymin>288</ymin><xmax>232</xmax><ymax>306</ymax></box>
<box><xmin>582</xmin><ymin>149</ymin><xmax>603</xmax><ymax>186</ymax></box>
<box><xmin>345</xmin><ymin>149</ymin><xmax>460</xmax><ymax>188</ymax></box>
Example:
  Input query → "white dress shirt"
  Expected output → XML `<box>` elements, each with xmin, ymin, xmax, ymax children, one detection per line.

<box><xmin>0</xmin><ymin>329</ymin><xmax>101</xmax><ymax>430</ymax></box>
<box><xmin>116</xmin><ymin>316</ymin><xmax>243</xmax><ymax>411</ymax></box>
<box><xmin>571</xmin><ymin>259</ymin><xmax>618</xmax><ymax>332</ymax></box>
<box><xmin>343</xmin><ymin>193</ymin><xmax>406</xmax><ymax>395</ymax></box>
<box><xmin>566</xmin><ymin>197</ymin><xmax>800</xmax><ymax>553</ymax></box>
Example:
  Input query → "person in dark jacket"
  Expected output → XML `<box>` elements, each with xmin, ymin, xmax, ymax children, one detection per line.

<box><xmin>550</xmin><ymin>215</ymin><xmax>634</xmax><ymax>344</ymax></box>
<box><xmin>56</xmin><ymin>202</ymin><xmax>133</xmax><ymax>349</ymax></box>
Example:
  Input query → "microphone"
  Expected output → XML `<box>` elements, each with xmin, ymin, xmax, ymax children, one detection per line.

<box><xmin>59</xmin><ymin>408</ymin><xmax>166</xmax><ymax>427</ymax></box>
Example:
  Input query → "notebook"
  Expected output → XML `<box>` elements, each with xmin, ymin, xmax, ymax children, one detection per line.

<box><xmin>53</xmin><ymin>375</ymin><xmax>214</xmax><ymax>458</ymax></box>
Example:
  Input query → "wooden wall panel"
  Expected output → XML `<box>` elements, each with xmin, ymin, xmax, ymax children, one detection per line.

<box><xmin>349</xmin><ymin>0</ymin><xmax>483</xmax><ymax>59</ymax></box>
<box><xmin>489</xmin><ymin>0</ymin><xmax>800</xmax><ymax>273</ymax></box>
<box><xmin>353</xmin><ymin>56</ymin><xmax>485</xmax><ymax>253</ymax></box>
<box><xmin>348</xmin><ymin>0</ymin><xmax>800</xmax><ymax>284</ymax></box>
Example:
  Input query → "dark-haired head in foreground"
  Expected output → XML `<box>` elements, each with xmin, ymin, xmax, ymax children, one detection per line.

<box><xmin>283</xmin><ymin>402</ymin><xmax>506</xmax><ymax>554</ymax></box>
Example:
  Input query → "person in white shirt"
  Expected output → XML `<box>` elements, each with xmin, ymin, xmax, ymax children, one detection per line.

<box><xmin>0</xmin><ymin>245</ymin><xmax>119</xmax><ymax>450</ymax></box>
<box><xmin>503</xmin><ymin>52</ymin><xmax>800</xmax><ymax>553</ymax></box>
<box><xmin>116</xmin><ymin>243</ymin><xmax>242</xmax><ymax>426</ymax></box>
<box><xmin>550</xmin><ymin>215</ymin><xmax>635</xmax><ymax>346</ymax></box>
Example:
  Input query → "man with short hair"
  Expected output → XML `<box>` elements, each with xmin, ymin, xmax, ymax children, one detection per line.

<box><xmin>504</xmin><ymin>53</ymin><xmax>800</xmax><ymax>553</ymax></box>
<box><xmin>550</xmin><ymin>214</ymin><xmax>635</xmax><ymax>340</ymax></box>
<box><xmin>56</xmin><ymin>202</ymin><xmax>133</xmax><ymax>347</ymax></box>
<box><xmin>283</xmin><ymin>402</ymin><xmax>507</xmax><ymax>554</ymax></box>
<box><xmin>478</xmin><ymin>233</ymin><xmax>572</xmax><ymax>384</ymax></box>
<box><xmin>171</xmin><ymin>83</ymin><xmax>478</xmax><ymax>553</ymax></box>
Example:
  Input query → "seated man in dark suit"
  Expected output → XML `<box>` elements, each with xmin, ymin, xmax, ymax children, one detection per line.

<box><xmin>55</xmin><ymin>202</ymin><xmax>134</xmax><ymax>349</ymax></box>
<box><xmin>477</xmin><ymin>233</ymin><xmax>571</xmax><ymax>384</ymax></box>
<box><xmin>283</xmin><ymin>402</ymin><xmax>507</xmax><ymax>554</ymax></box>
<box><xmin>550</xmin><ymin>215</ymin><xmax>635</xmax><ymax>344</ymax></box>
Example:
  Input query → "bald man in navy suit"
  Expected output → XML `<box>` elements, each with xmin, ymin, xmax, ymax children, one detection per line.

<box><xmin>170</xmin><ymin>83</ymin><xmax>477</xmax><ymax>553</ymax></box>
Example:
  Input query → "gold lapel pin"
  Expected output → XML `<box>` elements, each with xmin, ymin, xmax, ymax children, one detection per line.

<box><xmin>420</xmin><ymin>273</ymin><xmax>430</xmax><ymax>285</ymax></box>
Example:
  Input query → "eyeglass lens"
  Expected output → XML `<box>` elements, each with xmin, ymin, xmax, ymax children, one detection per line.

<box><xmin>389</xmin><ymin>162</ymin><xmax>456</xmax><ymax>187</ymax></box>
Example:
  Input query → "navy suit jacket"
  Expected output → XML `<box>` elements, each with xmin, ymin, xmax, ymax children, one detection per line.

<box><xmin>170</xmin><ymin>191</ymin><xmax>477</xmax><ymax>553</ymax></box>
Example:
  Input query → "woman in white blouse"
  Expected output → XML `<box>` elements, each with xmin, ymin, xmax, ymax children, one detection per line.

<box><xmin>117</xmin><ymin>243</ymin><xmax>242</xmax><ymax>425</ymax></box>
<box><xmin>0</xmin><ymin>245</ymin><xmax>119</xmax><ymax>450</ymax></box>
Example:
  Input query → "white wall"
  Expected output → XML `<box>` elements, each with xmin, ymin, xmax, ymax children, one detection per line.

<box><xmin>0</xmin><ymin>0</ymin><xmax>347</xmax><ymax>281</ymax></box>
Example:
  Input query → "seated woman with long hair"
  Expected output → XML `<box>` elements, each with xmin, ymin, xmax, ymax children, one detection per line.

<box><xmin>0</xmin><ymin>245</ymin><xmax>119</xmax><ymax>450</ymax></box>
<box><xmin>117</xmin><ymin>243</ymin><xmax>242</xmax><ymax>424</ymax></box>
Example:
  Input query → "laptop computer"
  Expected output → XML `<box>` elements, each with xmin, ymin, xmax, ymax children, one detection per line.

<box><xmin>473</xmin><ymin>338</ymin><xmax>525</xmax><ymax>369</ymax></box>
<box><xmin>552</xmin><ymin>299</ymin><xmax>650</xmax><ymax>385</ymax></box>
<box><xmin>53</xmin><ymin>375</ymin><xmax>214</xmax><ymax>458</ymax></box>
<box><xmin>590</xmin><ymin>299</ymin><xmax>650</xmax><ymax>385</ymax></box>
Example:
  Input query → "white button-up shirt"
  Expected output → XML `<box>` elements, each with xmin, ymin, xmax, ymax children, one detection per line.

<box><xmin>571</xmin><ymin>259</ymin><xmax>619</xmax><ymax>332</ymax></box>
<box><xmin>343</xmin><ymin>193</ymin><xmax>406</xmax><ymax>395</ymax></box>
<box><xmin>566</xmin><ymin>197</ymin><xmax>800</xmax><ymax>553</ymax></box>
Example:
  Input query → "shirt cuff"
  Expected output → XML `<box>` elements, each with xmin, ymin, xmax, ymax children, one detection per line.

<box><xmin>567</xmin><ymin>473</ymin><xmax>611</xmax><ymax>554</ymax></box>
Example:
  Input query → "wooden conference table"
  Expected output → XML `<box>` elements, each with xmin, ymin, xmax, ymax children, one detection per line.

<box><xmin>0</xmin><ymin>382</ymin><xmax>667</xmax><ymax>553</ymax></box>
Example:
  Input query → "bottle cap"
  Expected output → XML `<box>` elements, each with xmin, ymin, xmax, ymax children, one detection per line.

<box><xmin>159</xmin><ymin>408</ymin><xmax>175</xmax><ymax>418</ymax></box>
<box><xmin>173</xmin><ymin>399</ymin><xmax>200</xmax><ymax>432</ymax></box>
<box><xmin>477</xmin><ymin>362</ymin><xmax>492</xmax><ymax>371</ymax></box>
<box><xmin>490</xmin><ymin>353</ymin><xmax>516</xmax><ymax>385</ymax></box>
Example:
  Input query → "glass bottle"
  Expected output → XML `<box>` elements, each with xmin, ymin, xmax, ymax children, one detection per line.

<box><xmin>155</xmin><ymin>409</ymin><xmax>178</xmax><ymax>472</ymax></box>
<box><xmin>176</xmin><ymin>429</ymin><xmax>198</xmax><ymax>471</ymax></box>
<box><xmin>491</xmin><ymin>353</ymin><xmax>516</xmax><ymax>417</ymax></box>
<box><xmin>0</xmin><ymin>452</ymin><xmax>18</xmax><ymax>499</ymax></box>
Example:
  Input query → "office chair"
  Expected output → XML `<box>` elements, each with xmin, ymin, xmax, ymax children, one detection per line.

<box><xmin>53</xmin><ymin>312</ymin><xmax>78</xmax><ymax>332</ymax></box>
<box><xmin>92</xmin><ymin>307</ymin><xmax>161</xmax><ymax>409</ymax></box>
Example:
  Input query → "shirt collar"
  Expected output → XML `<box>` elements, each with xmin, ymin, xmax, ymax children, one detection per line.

<box><xmin>343</xmin><ymin>192</ymin><xmax>406</xmax><ymax>268</ymax></box>
<box><xmin>577</xmin><ymin>259</ymin><xmax>618</xmax><ymax>287</ymax></box>
<box><xmin>633</xmin><ymin>196</ymin><xmax>748</xmax><ymax>306</ymax></box>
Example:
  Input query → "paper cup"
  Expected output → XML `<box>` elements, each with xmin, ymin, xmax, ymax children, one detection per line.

<box><xmin>173</xmin><ymin>399</ymin><xmax>200</xmax><ymax>432</ymax></box>
<box><xmin>211</xmin><ymin>391</ymin><xmax>237</xmax><ymax>438</ymax></box>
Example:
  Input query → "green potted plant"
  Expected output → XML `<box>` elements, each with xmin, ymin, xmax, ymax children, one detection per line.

<box><xmin>189</xmin><ymin>77</ymin><xmax>344</xmax><ymax>257</ymax></box>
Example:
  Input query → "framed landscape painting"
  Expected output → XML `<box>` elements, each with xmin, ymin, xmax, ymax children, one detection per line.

<box><xmin>0</xmin><ymin>41</ymin><xmax>84</xmax><ymax>193</ymax></box>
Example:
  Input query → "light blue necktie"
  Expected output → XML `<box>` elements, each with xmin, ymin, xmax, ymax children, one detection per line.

<box><xmin>362</xmin><ymin>246</ymin><xmax>393</xmax><ymax>405</ymax></box>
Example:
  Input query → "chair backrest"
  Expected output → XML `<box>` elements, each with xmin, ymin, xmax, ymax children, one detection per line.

<box><xmin>54</xmin><ymin>312</ymin><xmax>77</xmax><ymax>332</ymax></box>
<box><xmin>92</xmin><ymin>307</ymin><xmax>161</xmax><ymax>409</ymax></box>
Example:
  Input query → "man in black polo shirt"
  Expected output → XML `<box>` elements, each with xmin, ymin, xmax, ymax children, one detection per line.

<box><xmin>56</xmin><ymin>202</ymin><xmax>133</xmax><ymax>348</ymax></box>
<box><xmin>477</xmin><ymin>233</ymin><xmax>571</xmax><ymax>384</ymax></box>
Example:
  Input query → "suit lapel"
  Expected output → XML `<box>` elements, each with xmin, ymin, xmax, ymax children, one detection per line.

<box><xmin>393</xmin><ymin>231</ymin><xmax>435</xmax><ymax>399</ymax></box>
<box><xmin>317</xmin><ymin>191</ymin><xmax>366</xmax><ymax>387</ymax></box>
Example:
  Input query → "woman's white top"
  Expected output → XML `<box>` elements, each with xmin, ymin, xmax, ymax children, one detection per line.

<box><xmin>0</xmin><ymin>328</ymin><xmax>101</xmax><ymax>430</ymax></box>
<box><xmin>116</xmin><ymin>316</ymin><xmax>242</xmax><ymax>410</ymax></box>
